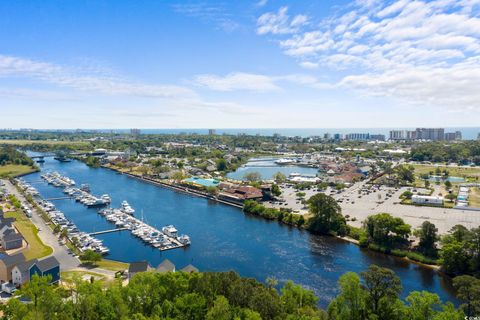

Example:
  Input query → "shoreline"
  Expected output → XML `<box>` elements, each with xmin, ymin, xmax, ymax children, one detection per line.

<box><xmin>102</xmin><ymin>165</ymin><xmax>446</xmax><ymax>274</ymax></box>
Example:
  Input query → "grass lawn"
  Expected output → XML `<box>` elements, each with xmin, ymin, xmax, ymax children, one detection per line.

<box><xmin>96</xmin><ymin>259</ymin><xmax>129</xmax><ymax>272</ymax></box>
<box><xmin>0</xmin><ymin>164</ymin><xmax>38</xmax><ymax>178</ymax></box>
<box><xmin>412</xmin><ymin>164</ymin><xmax>480</xmax><ymax>180</ymax></box>
<box><xmin>4</xmin><ymin>209</ymin><xmax>53</xmax><ymax>260</ymax></box>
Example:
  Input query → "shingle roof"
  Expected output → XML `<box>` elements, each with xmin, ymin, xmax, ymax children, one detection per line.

<box><xmin>129</xmin><ymin>261</ymin><xmax>151</xmax><ymax>273</ymax></box>
<box><xmin>180</xmin><ymin>264</ymin><xmax>198</xmax><ymax>273</ymax></box>
<box><xmin>0</xmin><ymin>252</ymin><xmax>25</xmax><ymax>267</ymax></box>
<box><xmin>156</xmin><ymin>259</ymin><xmax>175</xmax><ymax>273</ymax></box>
<box><xmin>35</xmin><ymin>256</ymin><xmax>59</xmax><ymax>272</ymax></box>
<box><xmin>16</xmin><ymin>259</ymin><xmax>37</xmax><ymax>273</ymax></box>
<box><xmin>3</xmin><ymin>231</ymin><xmax>23</xmax><ymax>242</ymax></box>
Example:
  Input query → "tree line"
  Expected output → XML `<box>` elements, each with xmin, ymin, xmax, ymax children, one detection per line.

<box><xmin>3</xmin><ymin>265</ymin><xmax>478</xmax><ymax>320</ymax></box>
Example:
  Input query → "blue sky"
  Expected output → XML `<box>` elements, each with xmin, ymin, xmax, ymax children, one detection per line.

<box><xmin>1</xmin><ymin>0</ymin><xmax>480</xmax><ymax>129</ymax></box>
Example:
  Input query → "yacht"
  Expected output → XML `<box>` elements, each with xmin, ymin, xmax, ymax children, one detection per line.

<box><xmin>274</xmin><ymin>158</ymin><xmax>295</xmax><ymax>165</ymax></box>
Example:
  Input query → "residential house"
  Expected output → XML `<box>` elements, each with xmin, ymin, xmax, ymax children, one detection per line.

<box><xmin>2</xmin><ymin>229</ymin><xmax>23</xmax><ymax>250</ymax></box>
<box><xmin>128</xmin><ymin>261</ymin><xmax>152</xmax><ymax>279</ymax></box>
<box><xmin>29</xmin><ymin>256</ymin><xmax>61</xmax><ymax>284</ymax></box>
<box><xmin>180</xmin><ymin>264</ymin><xmax>199</xmax><ymax>273</ymax></box>
<box><xmin>12</xmin><ymin>259</ymin><xmax>37</xmax><ymax>285</ymax></box>
<box><xmin>0</xmin><ymin>252</ymin><xmax>25</xmax><ymax>282</ymax></box>
<box><xmin>156</xmin><ymin>259</ymin><xmax>175</xmax><ymax>273</ymax></box>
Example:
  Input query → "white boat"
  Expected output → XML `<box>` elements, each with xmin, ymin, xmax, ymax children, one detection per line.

<box><xmin>274</xmin><ymin>158</ymin><xmax>295</xmax><ymax>165</ymax></box>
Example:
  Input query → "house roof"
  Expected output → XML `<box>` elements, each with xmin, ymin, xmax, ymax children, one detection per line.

<box><xmin>0</xmin><ymin>252</ymin><xmax>26</xmax><ymax>267</ymax></box>
<box><xmin>15</xmin><ymin>259</ymin><xmax>37</xmax><ymax>273</ymax></box>
<box><xmin>35</xmin><ymin>256</ymin><xmax>60</xmax><ymax>272</ymax></box>
<box><xmin>129</xmin><ymin>261</ymin><xmax>151</xmax><ymax>273</ymax></box>
<box><xmin>180</xmin><ymin>264</ymin><xmax>198</xmax><ymax>273</ymax></box>
<box><xmin>156</xmin><ymin>259</ymin><xmax>175</xmax><ymax>273</ymax></box>
<box><xmin>3</xmin><ymin>231</ymin><xmax>23</xmax><ymax>242</ymax></box>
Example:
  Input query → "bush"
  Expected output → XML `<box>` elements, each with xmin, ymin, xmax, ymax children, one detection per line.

<box><xmin>406</xmin><ymin>252</ymin><xmax>438</xmax><ymax>265</ymax></box>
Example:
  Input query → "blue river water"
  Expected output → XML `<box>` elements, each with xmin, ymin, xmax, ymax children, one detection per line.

<box><xmin>22</xmin><ymin>156</ymin><xmax>458</xmax><ymax>307</ymax></box>
<box><xmin>227</xmin><ymin>159</ymin><xmax>319</xmax><ymax>180</ymax></box>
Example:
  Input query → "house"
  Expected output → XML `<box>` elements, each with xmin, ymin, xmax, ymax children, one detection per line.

<box><xmin>156</xmin><ymin>259</ymin><xmax>175</xmax><ymax>273</ymax></box>
<box><xmin>180</xmin><ymin>264</ymin><xmax>199</xmax><ymax>273</ymax></box>
<box><xmin>2</xmin><ymin>229</ymin><xmax>23</xmax><ymax>250</ymax></box>
<box><xmin>29</xmin><ymin>256</ymin><xmax>61</xmax><ymax>284</ymax></box>
<box><xmin>0</xmin><ymin>252</ymin><xmax>25</xmax><ymax>282</ymax></box>
<box><xmin>128</xmin><ymin>261</ymin><xmax>152</xmax><ymax>279</ymax></box>
<box><xmin>12</xmin><ymin>259</ymin><xmax>37</xmax><ymax>285</ymax></box>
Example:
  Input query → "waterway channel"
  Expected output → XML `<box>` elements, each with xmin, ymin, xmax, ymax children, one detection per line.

<box><xmin>23</xmin><ymin>155</ymin><xmax>458</xmax><ymax>307</ymax></box>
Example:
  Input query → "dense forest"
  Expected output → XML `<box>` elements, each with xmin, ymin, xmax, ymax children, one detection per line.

<box><xmin>0</xmin><ymin>146</ymin><xmax>35</xmax><ymax>166</ymax></box>
<box><xmin>410</xmin><ymin>141</ymin><xmax>480</xmax><ymax>164</ymax></box>
<box><xmin>1</xmin><ymin>266</ymin><xmax>475</xmax><ymax>320</ymax></box>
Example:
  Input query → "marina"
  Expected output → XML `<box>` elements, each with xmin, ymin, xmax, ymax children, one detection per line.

<box><xmin>16</xmin><ymin>179</ymin><xmax>111</xmax><ymax>255</ymax></box>
<box><xmin>33</xmin><ymin>170</ymin><xmax>190</xmax><ymax>252</ymax></box>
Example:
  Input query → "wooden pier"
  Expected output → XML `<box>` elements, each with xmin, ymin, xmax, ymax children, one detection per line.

<box><xmin>44</xmin><ymin>196</ymin><xmax>72</xmax><ymax>201</ymax></box>
<box><xmin>89</xmin><ymin>227</ymin><xmax>129</xmax><ymax>236</ymax></box>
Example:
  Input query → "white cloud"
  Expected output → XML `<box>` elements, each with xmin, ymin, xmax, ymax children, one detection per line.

<box><xmin>256</xmin><ymin>1</ymin><xmax>480</xmax><ymax>110</ymax></box>
<box><xmin>0</xmin><ymin>55</ymin><xmax>193</xmax><ymax>98</ymax></box>
<box><xmin>193</xmin><ymin>72</ymin><xmax>279</xmax><ymax>91</ymax></box>
<box><xmin>257</xmin><ymin>7</ymin><xmax>308</xmax><ymax>35</ymax></box>
<box><xmin>193</xmin><ymin>72</ymin><xmax>332</xmax><ymax>91</ymax></box>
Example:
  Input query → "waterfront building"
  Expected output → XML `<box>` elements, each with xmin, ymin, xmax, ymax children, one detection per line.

<box><xmin>128</xmin><ymin>261</ymin><xmax>152</xmax><ymax>279</ymax></box>
<box><xmin>415</xmin><ymin>128</ymin><xmax>445</xmax><ymax>141</ymax></box>
<box><xmin>333</xmin><ymin>133</ymin><xmax>343</xmax><ymax>140</ymax></box>
<box><xmin>369</xmin><ymin>134</ymin><xmax>386</xmax><ymax>141</ymax></box>
<box><xmin>323</xmin><ymin>133</ymin><xmax>331</xmax><ymax>140</ymax></box>
<box><xmin>345</xmin><ymin>133</ymin><xmax>370</xmax><ymax>141</ymax></box>
<box><xmin>208</xmin><ymin>129</ymin><xmax>216</xmax><ymax>135</ymax></box>
<box><xmin>12</xmin><ymin>259</ymin><xmax>36</xmax><ymax>285</ymax></box>
<box><xmin>389</xmin><ymin>130</ymin><xmax>408</xmax><ymax>140</ymax></box>
<box><xmin>130</xmin><ymin>128</ymin><xmax>141</xmax><ymax>138</ymax></box>
<box><xmin>156</xmin><ymin>259</ymin><xmax>176</xmax><ymax>273</ymax></box>
<box><xmin>445</xmin><ymin>131</ymin><xmax>462</xmax><ymax>141</ymax></box>
<box><xmin>181</xmin><ymin>264</ymin><xmax>199</xmax><ymax>273</ymax></box>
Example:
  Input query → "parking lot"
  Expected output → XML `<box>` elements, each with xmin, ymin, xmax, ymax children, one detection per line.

<box><xmin>266</xmin><ymin>180</ymin><xmax>480</xmax><ymax>234</ymax></box>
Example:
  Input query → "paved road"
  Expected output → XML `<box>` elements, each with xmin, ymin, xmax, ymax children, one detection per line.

<box><xmin>2</xmin><ymin>179</ymin><xmax>80</xmax><ymax>270</ymax></box>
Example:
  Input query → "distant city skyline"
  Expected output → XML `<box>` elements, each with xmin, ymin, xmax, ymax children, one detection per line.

<box><xmin>2</xmin><ymin>0</ymin><xmax>480</xmax><ymax>128</ymax></box>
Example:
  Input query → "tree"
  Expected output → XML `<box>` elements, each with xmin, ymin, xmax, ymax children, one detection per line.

<box><xmin>405</xmin><ymin>291</ymin><xmax>441</xmax><ymax>320</ymax></box>
<box><xmin>171</xmin><ymin>171</ymin><xmax>186</xmax><ymax>182</ymax></box>
<box><xmin>444</xmin><ymin>180</ymin><xmax>452</xmax><ymax>190</ymax></box>
<box><xmin>363</xmin><ymin>213</ymin><xmax>411</xmax><ymax>247</ymax></box>
<box><xmin>453</xmin><ymin>275</ymin><xmax>480</xmax><ymax>317</ymax></box>
<box><xmin>206</xmin><ymin>296</ymin><xmax>232</xmax><ymax>320</ymax></box>
<box><xmin>418</xmin><ymin>221</ymin><xmax>438</xmax><ymax>256</ymax></box>
<box><xmin>307</xmin><ymin>193</ymin><xmax>346</xmax><ymax>236</ymax></box>
<box><xmin>281</xmin><ymin>281</ymin><xmax>318</xmax><ymax>314</ymax></box>
<box><xmin>216</xmin><ymin>159</ymin><xmax>227</xmax><ymax>171</ymax></box>
<box><xmin>361</xmin><ymin>265</ymin><xmax>402</xmax><ymax>316</ymax></box>
<box><xmin>244</xmin><ymin>172</ymin><xmax>262</xmax><ymax>182</ymax></box>
<box><xmin>206</xmin><ymin>186</ymin><xmax>218</xmax><ymax>196</ymax></box>
<box><xmin>395</xmin><ymin>165</ymin><xmax>415</xmax><ymax>184</ymax></box>
<box><xmin>80</xmin><ymin>249</ymin><xmax>102</xmax><ymax>266</ymax></box>
<box><xmin>271</xmin><ymin>184</ymin><xmax>281</xmax><ymax>197</ymax></box>
<box><xmin>328</xmin><ymin>272</ymin><xmax>367</xmax><ymax>320</ymax></box>
<box><xmin>273</xmin><ymin>171</ymin><xmax>286</xmax><ymax>183</ymax></box>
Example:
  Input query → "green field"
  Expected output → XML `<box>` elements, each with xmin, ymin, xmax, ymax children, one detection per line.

<box><xmin>96</xmin><ymin>259</ymin><xmax>129</xmax><ymax>272</ymax></box>
<box><xmin>4</xmin><ymin>209</ymin><xmax>53</xmax><ymax>260</ymax></box>
<box><xmin>0</xmin><ymin>164</ymin><xmax>38</xmax><ymax>178</ymax></box>
<box><xmin>412</xmin><ymin>164</ymin><xmax>480</xmax><ymax>179</ymax></box>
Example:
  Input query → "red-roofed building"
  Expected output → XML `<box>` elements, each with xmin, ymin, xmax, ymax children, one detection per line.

<box><xmin>218</xmin><ymin>186</ymin><xmax>263</xmax><ymax>204</ymax></box>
